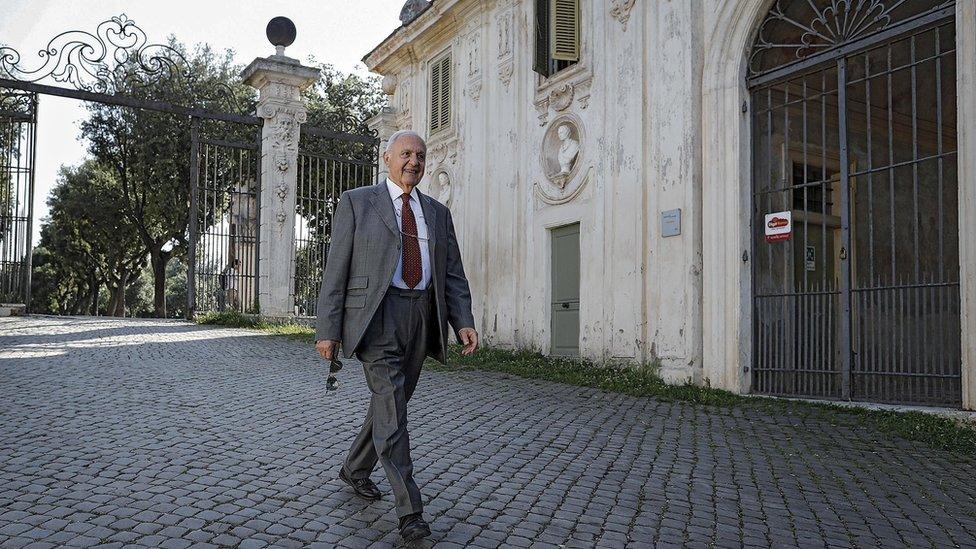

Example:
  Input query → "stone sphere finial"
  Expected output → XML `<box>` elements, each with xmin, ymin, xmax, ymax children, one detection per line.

<box><xmin>266</xmin><ymin>16</ymin><xmax>297</xmax><ymax>55</ymax></box>
<box><xmin>399</xmin><ymin>0</ymin><xmax>429</xmax><ymax>25</ymax></box>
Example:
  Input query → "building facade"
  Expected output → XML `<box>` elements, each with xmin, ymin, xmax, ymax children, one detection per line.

<box><xmin>362</xmin><ymin>0</ymin><xmax>976</xmax><ymax>410</ymax></box>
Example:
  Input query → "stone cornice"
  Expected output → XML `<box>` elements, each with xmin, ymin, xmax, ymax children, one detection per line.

<box><xmin>363</xmin><ymin>0</ymin><xmax>484</xmax><ymax>74</ymax></box>
<box><xmin>241</xmin><ymin>56</ymin><xmax>321</xmax><ymax>92</ymax></box>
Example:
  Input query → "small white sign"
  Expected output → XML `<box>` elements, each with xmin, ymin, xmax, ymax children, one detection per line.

<box><xmin>661</xmin><ymin>209</ymin><xmax>681</xmax><ymax>237</ymax></box>
<box><xmin>764</xmin><ymin>211</ymin><xmax>792</xmax><ymax>242</ymax></box>
<box><xmin>805</xmin><ymin>246</ymin><xmax>816</xmax><ymax>271</ymax></box>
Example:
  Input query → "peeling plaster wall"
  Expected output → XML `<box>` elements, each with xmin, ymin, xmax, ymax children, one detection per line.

<box><xmin>374</xmin><ymin>0</ymin><xmax>706</xmax><ymax>381</ymax></box>
<box><xmin>365</xmin><ymin>0</ymin><xmax>976</xmax><ymax>402</ymax></box>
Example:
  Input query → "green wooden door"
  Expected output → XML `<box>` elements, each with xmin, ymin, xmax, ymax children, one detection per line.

<box><xmin>551</xmin><ymin>224</ymin><xmax>580</xmax><ymax>356</ymax></box>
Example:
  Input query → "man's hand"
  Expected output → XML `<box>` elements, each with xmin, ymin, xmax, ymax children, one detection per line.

<box><xmin>316</xmin><ymin>339</ymin><xmax>340</xmax><ymax>361</ymax></box>
<box><xmin>458</xmin><ymin>328</ymin><xmax>479</xmax><ymax>356</ymax></box>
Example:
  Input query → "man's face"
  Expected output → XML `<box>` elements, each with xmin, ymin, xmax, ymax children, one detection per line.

<box><xmin>384</xmin><ymin>134</ymin><xmax>427</xmax><ymax>189</ymax></box>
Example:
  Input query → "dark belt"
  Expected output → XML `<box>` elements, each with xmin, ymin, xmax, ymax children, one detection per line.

<box><xmin>387</xmin><ymin>286</ymin><xmax>430</xmax><ymax>299</ymax></box>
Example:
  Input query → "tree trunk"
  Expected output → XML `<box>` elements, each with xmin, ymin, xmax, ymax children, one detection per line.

<box><xmin>113</xmin><ymin>271</ymin><xmax>128</xmax><ymax>317</ymax></box>
<box><xmin>106</xmin><ymin>282</ymin><xmax>120</xmax><ymax>316</ymax></box>
<box><xmin>149</xmin><ymin>247</ymin><xmax>171</xmax><ymax>318</ymax></box>
<box><xmin>89</xmin><ymin>285</ymin><xmax>100</xmax><ymax>315</ymax></box>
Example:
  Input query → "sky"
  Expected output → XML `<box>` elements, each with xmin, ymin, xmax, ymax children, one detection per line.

<box><xmin>0</xmin><ymin>0</ymin><xmax>406</xmax><ymax>246</ymax></box>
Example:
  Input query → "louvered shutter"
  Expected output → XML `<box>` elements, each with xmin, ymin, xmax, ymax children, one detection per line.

<box><xmin>430</xmin><ymin>59</ymin><xmax>442</xmax><ymax>132</ymax></box>
<box><xmin>533</xmin><ymin>0</ymin><xmax>550</xmax><ymax>76</ymax></box>
<box><xmin>438</xmin><ymin>56</ymin><xmax>451</xmax><ymax>130</ymax></box>
<box><xmin>550</xmin><ymin>0</ymin><xmax>579</xmax><ymax>62</ymax></box>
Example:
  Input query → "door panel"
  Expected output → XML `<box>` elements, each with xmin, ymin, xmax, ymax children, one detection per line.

<box><xmin>551</xmin><ymin>224</ymin><xmax>580</xmax><ymax>357</ymax></box>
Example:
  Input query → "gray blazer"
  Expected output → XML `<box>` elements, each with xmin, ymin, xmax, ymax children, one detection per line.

<box><xmin>315</xmin><ymin>182</ymin><xmax>476</xmax><ymax>363</ymax></box>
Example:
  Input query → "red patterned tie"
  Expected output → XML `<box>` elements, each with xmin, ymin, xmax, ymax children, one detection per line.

<box><xmin>400</xmin><ymin>193</ymin><xmax>422</xmax><ymax>289</ymax></box>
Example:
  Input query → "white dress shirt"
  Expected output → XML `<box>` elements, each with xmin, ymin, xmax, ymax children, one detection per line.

<box><xmin>387</xmin><ymin>178</ymin><xmax>431</xmax><ymax>290</ymax></box>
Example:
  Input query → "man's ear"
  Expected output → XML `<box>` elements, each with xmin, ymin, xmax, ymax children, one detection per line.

<box><xmin>382</xmin><ymin>151</ymin><xmax>391</xmax><ymax>167</ymax></box>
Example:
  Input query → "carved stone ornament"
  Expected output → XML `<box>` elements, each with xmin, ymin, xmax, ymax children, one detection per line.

<box><xmin>467</xmin><ymin>75</ymin><xmax>483</xmax><ymax>101</ymax></box>
<box><xmin>429</xmin><ymin>136</ymin><xmax>459</xmax><ymax>166</ymax></box>
<box><xmin>381</xmin><ymin>74</ymin><xmax>398</xmax><ymax>96</ymax></box>
<box><xmin>496</xmin><ymin>9</ymin><xmax>513</xmax><ymax>59</ymax></box>
<box><xmin>540</xmin><ymin>114</ymin><xmax>584</xmax><ymax>192</ymax></box>
<box><xmin>610</xmin><ymin>0</ymin><xmax>638</xmax><ymax>28</ymax></box>
<box><xmin>428</xmin><ymin>168</ymin><xmax>455</xmax><ymax>208</ymax></box>
<box><xmin>466</xmin><ymin>33</ymin><xmax>481</xmax><ymax>77</ymax></box>
<box><xmin>575</xmin><ymin>76</ymin><xmax>593</xmax><ymax>110</ymax></box>
<box><xmin>259</xmin><ymin>104</ymin><xmax>305</xmax><ymax>229</ymax></box>
<box><xmin>395</xmin><ymin>73</ymin><xmax>412</xmax><ymax>126</ymax></box>
<box><xmin>534</xmin><ymin>97</ymin><xmax>550</xmax><ymax>127</ymax></box>
<box><xmin>535</xmin><ymin>166</ymin><xmax>593</xmax><ymax>205</ymax></box>
<box><xmin>549</xmin><ymin>84</ymin><xmax>574</xmax><ymax>111</ymax></box>
<box><xmin>498</xmin><ymin>58</ymin><xmax>514</xmax><ymax>87</ymax></box>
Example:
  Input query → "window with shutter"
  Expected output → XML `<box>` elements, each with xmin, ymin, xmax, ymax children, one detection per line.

<box><xmin>429</xmin><ymin>52</ymin><xmax>452</xmax><ymax>134</ymax></box>
<box><xmin>534</xmin><ymin>0</ymin><xmax>550</xmax><ymax>76</ymax></box>
<box><xmin>534</xmin><ymin>0</ymin><xmax>579</xmax><ymax>78</ymax></box>
<box><xmin>550</xmin><ymin>0</ymin><xmax>579</xmax><ymax>62</ymax></box>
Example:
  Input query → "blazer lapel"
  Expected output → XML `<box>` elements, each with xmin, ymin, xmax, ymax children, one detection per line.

<box><xmin>418</xmin><ymin>190</ymin><xmax>438</xmax><ymax>256</ymax></box>
<box><xmin>368</xmin><ymin>182</ymin><xmax>398</xmax><ymax>237</ymax></box>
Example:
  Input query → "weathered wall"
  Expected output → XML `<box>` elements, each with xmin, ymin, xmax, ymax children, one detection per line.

<box><xmin>364</xmin><ymin>0</ymin><xmax>976</xmax><ymax>404</ymax></box>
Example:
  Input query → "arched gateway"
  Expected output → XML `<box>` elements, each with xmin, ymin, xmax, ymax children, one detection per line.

<box><xmin>748</xmin><ymin>1</ymin><xmax>960</xmax><ymax>406</ymax></box>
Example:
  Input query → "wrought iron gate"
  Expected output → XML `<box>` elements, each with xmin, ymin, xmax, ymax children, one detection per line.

<box><xmin>749</xmin><ymin>2</ymin><xmax>960</xmax><ymax>406</ymax></box>
<box><xmin>0</xmin><ymin>14</ymin><xmax>265</xmax><ymax>317</ymax></box>
<box><xmin>0</xmin><ymin>89</ymin><xmax>36</xmax><ymax>307</ymax></box>
<box><xmin>187</xmin><ymin>119</ymin><xmax>262</xmax><ymax>316</ymax></box>
<box><xmin>293</xmin><ymin>126</ymin><xmax>380</xmax><ymax>317</ymax></box>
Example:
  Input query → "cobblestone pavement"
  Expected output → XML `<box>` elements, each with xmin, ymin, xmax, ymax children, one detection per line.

<box><xmin>1</xmin><ymin>316</ymin><xmax>975</xmax><ymax>548</ymax></box>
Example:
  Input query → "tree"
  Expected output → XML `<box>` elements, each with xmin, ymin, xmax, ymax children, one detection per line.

<box><xmin>29</xmin><ymin>228</ymin><xmax>98</xmax><ymax>316</ymax></box>
<box><xmin>43</xmin><ymin>161</ymin><xmax>147</xmax><ymax>316</ymax></box>
<box><xmin>80</xmin><ymin>39</ymin><xmax>255</xmax><ymax>318</ymax></box>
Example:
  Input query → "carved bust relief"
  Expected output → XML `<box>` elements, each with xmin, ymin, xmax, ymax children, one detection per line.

<box><xmin>541</xmin><ymin>116</ymin><xmax>583</xmax><ymax>190</ymax></box>
<box><xmin>429</xmin><ymin>169</ymin><xmax>454</xmax><ymax>207</ymax></box>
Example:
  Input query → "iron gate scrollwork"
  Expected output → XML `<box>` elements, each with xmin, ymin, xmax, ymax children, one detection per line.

<box><xmin>749</xmin><ymin>0</ymin><xmax>961</xmax><ymax>406</ymax></box>
<box><xmin>1</xmin><ymin>14</ymin><xmax>261</xmax><ymax>315</ymax></box>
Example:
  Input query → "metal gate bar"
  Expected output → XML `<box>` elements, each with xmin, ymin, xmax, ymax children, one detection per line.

<box><xmin>188</xmin><ymin>119</ymin><xmax>262</xmax><ymax>317</ymax></box>
<box><xmin>293</xmin><ymin>128</ymin><xmax>379</xmax><ymax>317</ymax></box>
<box><xmin>846</xmin><ymin>20</ymin><xmax>961</xmax><ymax>405</ymax></box>
<box><xmin>0</xmin><ymin>90</ymin><xmax>36</xmax><ymax>307</ymax></box>
<box><xmin>750</xmin><ymin>9</ymin><xmax>961</xmax><ymax>407</ymax></box>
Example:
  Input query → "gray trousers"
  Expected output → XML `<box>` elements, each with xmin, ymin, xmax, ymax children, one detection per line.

<box><xmin>343</xmin><ymin>287</ymin><xmax>429</xmax><ymax>518</ymax></box>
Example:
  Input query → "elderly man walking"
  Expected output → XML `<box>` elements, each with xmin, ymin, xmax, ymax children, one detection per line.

<box><xmin>315</xmin><ymin>130</ymin><xmax>479</xmax><ymax>541</ymax></box>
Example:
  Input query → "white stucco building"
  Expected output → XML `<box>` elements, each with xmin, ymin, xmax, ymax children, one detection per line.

<box><xmin>362</xmin><ymin>0</ymin><xmax>976</xmax><ymax>410</ymax></box>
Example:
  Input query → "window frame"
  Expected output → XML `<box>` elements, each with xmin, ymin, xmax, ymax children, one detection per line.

<box><xmin>428</xmin><ymin>49</ymin><xmax>453</xmax><ymax>135</ymax></box>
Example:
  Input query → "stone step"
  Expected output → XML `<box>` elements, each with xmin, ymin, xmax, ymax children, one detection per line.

<box><xmin>0</xmin><ymin>303</ymin><xmax>26</xmax><ymax>317</ymax></box>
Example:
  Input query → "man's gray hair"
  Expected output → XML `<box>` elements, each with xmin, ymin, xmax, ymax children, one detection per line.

<box><xmin>385</xmin><ymin>129</ymin><xmax>426</xmax><ymax>153</ymax></box>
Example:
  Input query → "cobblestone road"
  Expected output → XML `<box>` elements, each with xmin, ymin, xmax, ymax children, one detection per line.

<box><xmin>1</xmin><ymin>316</ymin><xmax>975</xmax><ymax>548</ymax></box>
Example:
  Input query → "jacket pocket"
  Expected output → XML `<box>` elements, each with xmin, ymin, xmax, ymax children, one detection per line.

<box><xmin>347</xmin><ymin>276</ymin><xmax>369</xmax><ymax>290</ymax></box>
<box><xmin>344</xmin><ymin>294</ymin><xmax>367</xmax><ymax>309</ymax></box>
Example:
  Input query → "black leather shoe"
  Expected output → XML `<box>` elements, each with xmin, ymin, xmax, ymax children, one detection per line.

<box><xmin>399</xmin><ymin>513</ymin><xmax>431</xmax><ymax>542</ymax></box>
<box><xmin>338</xmin><ymin>468</ymin><xmax>382</xmax><ymax>501</ymax></box>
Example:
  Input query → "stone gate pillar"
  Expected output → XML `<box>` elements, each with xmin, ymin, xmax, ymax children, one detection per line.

<box><xmin>242</xmin><ymin>55</ymin><xmax>319</xmax><ymax>318</ymax></box>
<box><xmin>367</xmin><ymin>107</ymin><xmax>397</xmax><ymax>183</ymax></box>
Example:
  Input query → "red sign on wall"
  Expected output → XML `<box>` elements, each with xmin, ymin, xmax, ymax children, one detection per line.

<box><xmin>764</xmin><ymin>211</ymin><xmax>792</xmax><ymax>242</ymax></box>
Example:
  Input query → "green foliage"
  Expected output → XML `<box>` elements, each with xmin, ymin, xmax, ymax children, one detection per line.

<box><xmin>195</xmin><ymin>311</ymin><xmax>316</xmax><ymax>342</ymax></box>
<box><xmin>295</xmin><ymin>62</ymin><xmax>385</xmax><ymax>257</ymax></box>
<box><xmin>125</xmin><ymin>267</ymin><xmax>155</xmax><ymax>317</ymax></box>
<box><xmin>80</xmin><ymin>39</ymin><xmax>255</xmax><ymax>317</ymax></box>
<box><xmin>165</xmin><ymin>258</ymin><xmax>188</xmax><ymax>319</ymax></box>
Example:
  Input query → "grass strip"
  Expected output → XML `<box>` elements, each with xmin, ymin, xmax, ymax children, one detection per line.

<box><xmin>197</xmin><ymin>311</ymin><xmax>976</xmax><ymax>455</ymax></box>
